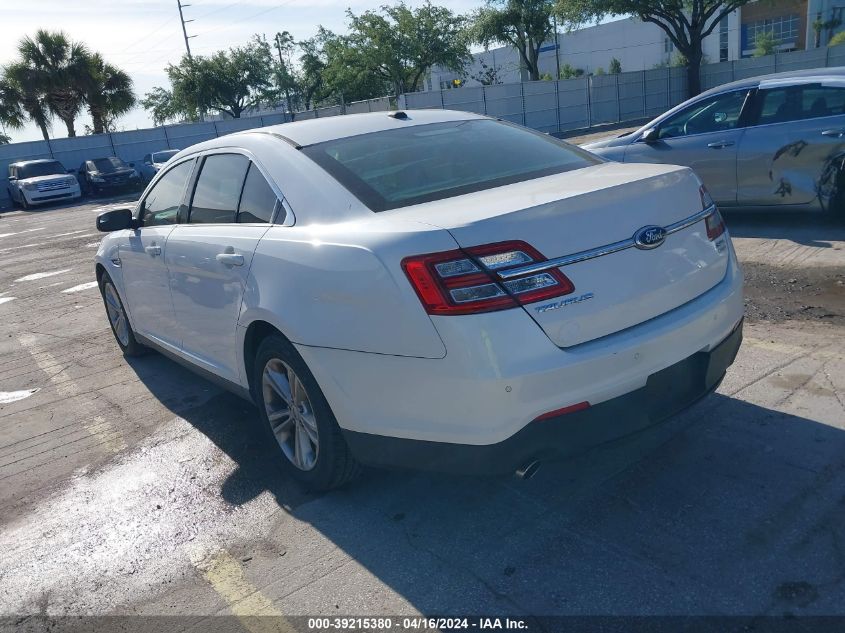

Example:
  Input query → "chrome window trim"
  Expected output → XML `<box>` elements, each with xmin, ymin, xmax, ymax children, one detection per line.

<box><xmin>496</xmin><ymin>205</ymin><xmax>716</xmax><ymax>280</ymax></box>
<box><xmin>139</xmin><ymin>146</ymin><xmax>295</xmax><ymax>227</ymax></box>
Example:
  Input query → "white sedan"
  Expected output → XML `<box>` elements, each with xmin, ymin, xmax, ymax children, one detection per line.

<box><xmin>94</xmin><ymin>110</ymin><xmax>744</xmax><ymax>490</ymax></box>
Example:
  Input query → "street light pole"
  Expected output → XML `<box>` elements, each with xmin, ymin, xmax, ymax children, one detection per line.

<box><xmin>553</xmin><ymin>14</ymin><xmax>561</xmax><ymax>80</ymax></box>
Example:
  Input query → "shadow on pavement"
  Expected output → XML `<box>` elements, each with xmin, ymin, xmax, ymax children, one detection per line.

<box><xmin>724</xmin><ymin>210</ymin><xmax>845</xmax><ymax>247</ymax></box>
<box><xmin>126</xmin><ymin>349</ymin><xmax>845</xmax><ymax>615</ymax></box>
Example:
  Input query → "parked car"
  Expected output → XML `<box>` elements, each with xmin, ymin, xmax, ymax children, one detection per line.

<box><xmin>138</xmin><ymin>149</ymin><xmax>179</xmax><ymax>184</ymax></box>
<box><xmin>7</xmin><ymin>159</ymin><xmax>81</xmax><ymax>209</ymax></box>
<box><xmin>94</xmin><ymin>110</ymin><xmax>743</xmax><ymax>490</ymax></box>
<box><xmin>584</xmin><ymin>67</ymin><xmax>845</xmax><ymax>216</ymax></box>
<box><xmin>78</xmin><ymin>157</ymin><xmax>143</xmax><ymax>196</ymax></box>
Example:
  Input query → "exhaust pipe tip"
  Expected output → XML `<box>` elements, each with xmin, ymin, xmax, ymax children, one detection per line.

<box><xmin>515</xmin><ymin>460</ymin><xmax>541</xmax><ymax>480</ymax></box>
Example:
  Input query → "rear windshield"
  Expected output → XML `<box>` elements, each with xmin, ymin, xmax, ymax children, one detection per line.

<box><xmin>93</xmin><ymin>157</ymin><xmax>127</xmax><ymax>172</ymax></box>
<box><xmin>153</xmin><ymin>150</ymin><xmax>179</xmax><ymax>163</ymax></box>
<box><xmin>301</xmin><ymin>119</ymin><xmax>600</xmax><ymax>211</ymax></box>
<box><xmin>17</xmin><ymin>161</ymin><xmax>66</xmax><ymax>179</ymax></box>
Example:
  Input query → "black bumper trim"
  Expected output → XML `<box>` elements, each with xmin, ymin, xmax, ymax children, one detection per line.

<box><xmin>342</xmin><ymin>320</ymin><xmax>743</xmax><ymax>475</ymax></box>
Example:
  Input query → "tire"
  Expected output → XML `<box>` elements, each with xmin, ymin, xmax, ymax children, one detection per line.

<box><xmin>253</xmin><ymin>334</ymin><xmax>361</xmax><ymax>490</ymax></box>
<box><xmin>829</xmin><ymin>174</ymin><xmax>845</xmax><ymax>221</ymax></box>
<box><xmin>98</xmin><ymin>273</ymin><xmax>146</xmax><ymax>356</ymax></box>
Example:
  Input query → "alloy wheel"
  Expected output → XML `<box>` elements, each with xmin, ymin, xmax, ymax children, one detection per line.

<box><xmin>103</xmin><ymin>282</ymin><xmax>130</xmax><ymax>347</ymax></box>
<box><xmin>262</xmin><ymin>358</ymin><xmax>319</xmax><ymax>471</ymax></box>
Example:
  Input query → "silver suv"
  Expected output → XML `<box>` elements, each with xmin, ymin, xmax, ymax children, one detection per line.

<box><xmin>7</xmin><ymin>159</ymin><xmax>81</xmax><ymax>209</ymax></box>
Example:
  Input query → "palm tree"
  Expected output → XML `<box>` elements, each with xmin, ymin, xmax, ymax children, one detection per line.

<box><xmin>85</xmin><ymin>53</ymin><xmax>136</xmax><ymax>134</ymax></box>
<box><xmin>0</xmin><ymin>67</ymin><xmax>52</xmax><ymax>141</ymax></box>
<box><xmin>17</xmin><ymin>30</ymin><xmax>90</xmax><ymax>137</ymax></box>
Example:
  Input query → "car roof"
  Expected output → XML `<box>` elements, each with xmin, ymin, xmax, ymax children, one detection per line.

<box><xmin>698</xmin><ymin>65</ymin><xmax>845</xmax><ymax>97</ymax></box>
<box><xmin>9</xmin><ymin>158</ymin><xmax>62</xmax><ymax>167</ymax></box>
<box><xmin>237</xmin><ymin>109</ymin><xmax>487</xmax><ymax>147</ymax></box>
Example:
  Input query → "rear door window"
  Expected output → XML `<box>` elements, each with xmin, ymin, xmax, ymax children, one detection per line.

<box><xmin>237</xmin><ymin>164</ymin><xmax>278</xmax><ymax>223</ymax></box>
<box><xmin>754</xmin><ymin>84</ymin><xmax>845</xmax><ymax>125</ymax></box>
<box><xmin>189</xmin><ymin>154</ymin><xmax>250</xmax><ymax>224</ymax></box>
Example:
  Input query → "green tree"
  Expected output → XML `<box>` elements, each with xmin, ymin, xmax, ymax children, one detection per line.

<box><xmin>1</xmin><ymin>66</ymin><xmax>53</xmax><ymax>140</ymax></box>
<box><xmin>609</xmin><ymin>57</ymin><xmax>622</xmax><ymax>73</ymax></box>
<box><xmin>472</xmin><ymin>0</ymin><xmax>557</xmax><ymax>81</ymax></box>
<box><xmin>272</xmin><ymin>31</ymin><xmax>301</xmax><ymax>117</ymax></box>
<box><xmin>753</xmin><ymin>30</ymin><xmax>778</xmax><ymax>57</ymax></box>
<box><xmin>558</xmin><ymin>63</ymin><xmax>583</xmax><ymax>79</ymax></box>
<box><xmin>145</xmin><ymin>38</ymin><xmax>275</xmax><ymax>121</ymax></box>
<box><xmin>0</xmin><ymin>131</ymin><xmax>10</xmax><ymax>144</ymax></box>
<box><xmin>298</xmin><ymin>32</ymin><xmax>330</xmax><ymax>110</ymax></box>
<box><xmin>575</xmin><ymin>0</ymin><xmax>753</xmax><ymax>97</ymax></box>
<box><xmin>340</xmin><ymin>2</ymin><xmax>470</xmax><ymax>96</ymax></box>
<box><xmin>15</xmin><ymin>30</ymin><xmax>90</xmax><ymax>137</ymax></box>
<box><xmin>84</xmin><ymin>53</ymin><xmax>135</xmax><ymax>134</ymax></box>
<box><xmin>469</xmin><ymin>59</ymin><xmax>504</xmax><ymax>85</ymax></box>
<box><xmin>320</xmin><ymin>31</ymin><xmax>393</xmax><ymax>102</ymax></box>
<box><xmin>829</xmin><ymin>30</ymin><xmax>845</xmax><ymax>47</ymax></box>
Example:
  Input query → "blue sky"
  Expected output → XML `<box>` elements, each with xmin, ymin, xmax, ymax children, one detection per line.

<box><xmin>1</xmin><ymin>0</ymin><xmax>485</xmax><ymax>142</ymax></box>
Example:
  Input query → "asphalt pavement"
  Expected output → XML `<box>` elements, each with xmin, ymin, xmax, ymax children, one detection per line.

<box><xmin>0</xmin><ymin>196</ymin><xmax>844</xmax><ymax>631</ymax></box>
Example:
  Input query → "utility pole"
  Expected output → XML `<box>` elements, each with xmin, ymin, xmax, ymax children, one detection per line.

<box><xmin>177</xmin><ymin>0</ymin><xmax>195</xmax><ymax>59</ymax></box>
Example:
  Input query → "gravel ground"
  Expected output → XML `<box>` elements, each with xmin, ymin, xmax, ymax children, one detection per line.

<box><xmin>0</xmin><ymin>198</ymin><xmax>843</xmax><ymax>630</ymax></box>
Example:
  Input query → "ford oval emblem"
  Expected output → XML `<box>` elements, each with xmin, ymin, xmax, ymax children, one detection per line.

<box><xmin>634</xmin><ymin>225</ymin><xmax>667</xmax><ymax>250</ymax></box>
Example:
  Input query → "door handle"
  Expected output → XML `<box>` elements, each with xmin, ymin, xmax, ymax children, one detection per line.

<box><xmin>707</xmin><ymin>141</ymin><xmax>735</xmax><ymax>149</ymax></box>
<box><xmin>216</xmin><ymin>252</ymin><xmax>244</xmax><ymax>267</ymax></box>
<box><xmin>821</xmin><ymin>129</ymin><xmax>845</xmax><ymax>137</ymax></box>
<box><xmin>144</xmin><ymin>244</ymin><xmax>161</xmax><ymax>257</ymax></box>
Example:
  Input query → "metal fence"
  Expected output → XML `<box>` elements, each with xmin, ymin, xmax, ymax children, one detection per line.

<box><xmin>0</xmin><ymin>96</ymin><xmax>392</xmax><ymax>208</ymax></box>
<box><xmin>400</xmin><ymin>45</ymin><xmax>845</xmax><ymax>133</ymax></box>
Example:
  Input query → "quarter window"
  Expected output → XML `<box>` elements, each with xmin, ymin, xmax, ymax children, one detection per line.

<box><xmin>141</xmin><ymin>159</ymin><xmax>194</xmax><ymax>226</ymax></box>
<box><xmin>237</xmin><ymin>164</ymin><xmax>278</xmax><ymax>224</ymax></box>
<box><xmin>189</xmin><ymin>154</ymin><xmax>249</xmax><ymax>224</ymax></box>
<box><xmin>658</xmin><ymin>90</ymin><xmax>749</xmax><ymax>139</ymax></box>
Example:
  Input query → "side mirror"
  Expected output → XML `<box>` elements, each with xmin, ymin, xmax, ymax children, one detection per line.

<box><xmin>640</xmin><ymin>128</ymin><xmax>659</xmax><ymax>143</ymax></box>
<box><xmin>97</xmin><ymin>208</ymin><xmax>136</xmax><ymax>232</ymax></box>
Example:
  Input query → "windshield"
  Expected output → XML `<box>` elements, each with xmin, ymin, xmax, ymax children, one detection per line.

<box><xmin>152</xmin><ymin>150</ymin><xmax>179</xmax><ymax>164</ymax></box>
<box><xmin>93</xmin><ymin>157</ymin><xmax>128</xmax><ymax>173</ymax></box>
<box><xmin>301</xmin><ymin>119</ymin><xmax>600</xmax><ymax>211</ymax></box>
<box><xmin>18</xmin><ymin>161</ymin><xmax>66</xmax><ymax>179</ymax></box>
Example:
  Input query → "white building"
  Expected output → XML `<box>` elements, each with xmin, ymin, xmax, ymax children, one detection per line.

<box><xmin>426</xmin><ymin>0</ymin><xmax>844</xmax><ymax>91</ymax></box>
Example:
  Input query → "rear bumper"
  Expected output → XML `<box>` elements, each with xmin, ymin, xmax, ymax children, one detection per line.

<box><xmin>343</xmin><ymin>320</ymin><xmax>742</xmax><ymax>475</ymax></box>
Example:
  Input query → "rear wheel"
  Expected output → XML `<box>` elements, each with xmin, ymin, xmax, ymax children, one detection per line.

<box><xmin>253</xmin><ymin>334</ymin><xmax>360</xmax><ymax>490</ymax></box>
<box><xmin>99</xmin><ymin>273</ymin><xmax>145</xmax><ymax>356</ymax></box>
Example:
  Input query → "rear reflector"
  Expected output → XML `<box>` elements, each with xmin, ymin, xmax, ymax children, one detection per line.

<box><xmin>402</xmin><ymin>240</ymin><xmax>575</xmax><ymax>316</ymax></box>
<box><xmin>533</xmin><ymin>401</ymin><xmax>591</xmax><ymax>422</ymax></box>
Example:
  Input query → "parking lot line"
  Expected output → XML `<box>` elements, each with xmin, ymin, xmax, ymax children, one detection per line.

<box><xmin>195</xmin><ymin>549</ymin><xmax>295</xmax><ymax>633</ymax></box>
<box><xmin>17</xmin><ymin>334</ymin><xmax>126</xmax><ymax>453</ymax></box>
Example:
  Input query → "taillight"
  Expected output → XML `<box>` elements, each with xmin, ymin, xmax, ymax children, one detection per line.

<box><xmin>700</xmin><ymin>185</ymin><xmax>725</xmax><ymax>240</ymax></box>
<box><xmin>706</xmin><ymin>209</ymin><xmax>726</xmax><ymax>240</ymax></box>
<box><xmin>402</xmin><ymin>240</ymin><xmax>574</xmax><ymax>316</ymax></box>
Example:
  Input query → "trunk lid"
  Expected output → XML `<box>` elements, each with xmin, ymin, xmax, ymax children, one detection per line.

<box><xmin>395</xmin><ymin>162</ymin><xmax>729</xmax><ymax>347</ymax></box>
